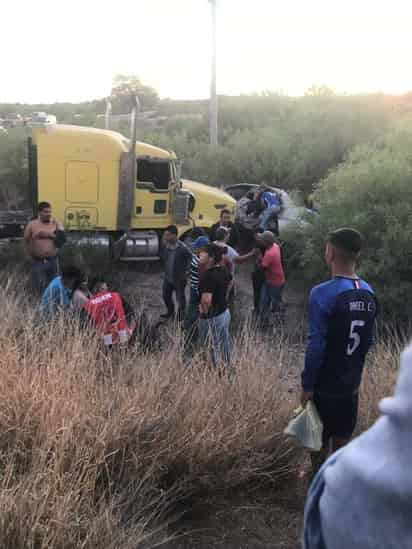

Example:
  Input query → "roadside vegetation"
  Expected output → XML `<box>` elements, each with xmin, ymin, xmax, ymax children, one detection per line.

<box><xmin>282</xmin><ymin>119</ymin><xmax>412</xmax><ymax>320</ymax></box>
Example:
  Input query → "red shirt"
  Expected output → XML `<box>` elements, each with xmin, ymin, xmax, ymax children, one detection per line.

<box><xmin>261</xmin><ymin>243</ymin><xmax>285</xmax><ymax>286</ymax></box>
<box><xmin>84</xmin><ymin>291</ymin><xmax>131</xmax><ymax>346</ymax></box>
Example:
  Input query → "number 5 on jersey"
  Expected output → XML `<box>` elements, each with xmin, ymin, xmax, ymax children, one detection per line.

<box><xmin>347</xmin><ymin>320</ymin><xmax>366</xmax><ymax>356</ymax></box>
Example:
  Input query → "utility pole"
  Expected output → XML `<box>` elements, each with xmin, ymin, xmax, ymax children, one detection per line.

<box><xmin>105</xmin><ymin>97</ymin><xmax>112</xmax><ymax>130</ymax></box>
<box><xmin>209</xmin><ymin>0</ymin><xmax>218</xmax><ymax>147</ymax></box>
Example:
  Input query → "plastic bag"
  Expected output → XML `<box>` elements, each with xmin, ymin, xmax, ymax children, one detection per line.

<box><xmin>284</xmin><ymin>401</ymin><xmax>323</xmax><ymax>451</ymax></box>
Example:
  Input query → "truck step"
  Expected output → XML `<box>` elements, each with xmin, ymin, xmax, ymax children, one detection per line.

<box><xmin>119</xmin><ymin>256</ymin><xmax>160</xmax><ymax>262</ymax></box>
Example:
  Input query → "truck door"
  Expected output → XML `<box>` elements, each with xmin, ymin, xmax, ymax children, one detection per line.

<box><xmin>65</xmin><ymin>161</ymin><xmax>99</xmax><ymax>229</ymax></box>
<box><xmin>133</xmin><ymin>158</ymin><xmax>172</xmax><ymax>228</ymax></box>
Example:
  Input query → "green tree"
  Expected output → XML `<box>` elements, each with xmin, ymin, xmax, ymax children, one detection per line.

<box><xmin>111</xmin><ymin>74</ymin><xmax>159</xmax><ymax>113</ymax></box>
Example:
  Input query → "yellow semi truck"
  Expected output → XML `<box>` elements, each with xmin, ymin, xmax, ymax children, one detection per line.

<box><xmin>23</xmin><ymin>120</ymin><xmax>235</xmax><ymax>261</ymax></box>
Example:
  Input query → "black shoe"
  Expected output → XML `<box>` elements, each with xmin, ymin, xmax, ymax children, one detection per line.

<box><xmin>160</xmin><ymin>312</ymin><xmax>174</xmax><ymax>320</ymax></box>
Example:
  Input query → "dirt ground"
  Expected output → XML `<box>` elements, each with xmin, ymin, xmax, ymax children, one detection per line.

<box><xmin>112</xmin><ymin>260</ymin><xmax>307</xmax><ymax>340</ymax></box>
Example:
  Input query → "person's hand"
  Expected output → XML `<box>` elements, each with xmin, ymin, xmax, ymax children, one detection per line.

<box><xmin>300</xmin><ymin>389</ymin><xmax>314</xmax><ymax>407</ymax></box>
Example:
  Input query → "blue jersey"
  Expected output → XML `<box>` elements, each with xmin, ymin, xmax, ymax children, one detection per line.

<box><xmin>40</xmin><ymin>276</ymin><xmax>72</xmax><ymax>316</ymax></box>
<box><xmin>262</xmin><ymin>191</ymin><xmax>282</xmax><ymax>209</ymax></box>
<box><xmin>302</xmin><ymin>277</ymin><xmax>378</xmax><ymax>396</ymax></box>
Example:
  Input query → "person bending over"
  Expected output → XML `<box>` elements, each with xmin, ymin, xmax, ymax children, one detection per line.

<box><xmin>40</xmin><ymin>266</ymin><xmax>83</xmax><ymax>317</ymax></box>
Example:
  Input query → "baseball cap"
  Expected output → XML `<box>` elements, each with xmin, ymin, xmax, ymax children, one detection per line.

<box><xmin>255</xmin><ymin>230</ymin><xmax>276</xmax><ymax>247</ymax></box>
<box><xmin>192</xmin><ymin>236</ymin><xmax>210</xmax><ymax>250</ymax></box>
<box><xmin>328</xmin><ymin>228</ymin><xmax>362</xmax><ymax>254</ymax></box>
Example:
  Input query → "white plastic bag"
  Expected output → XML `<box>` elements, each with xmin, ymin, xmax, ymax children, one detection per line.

<box><xmin>284</xmin><ymin>401</ymin><xmax>323</xmax><ymax>451</ymax></box>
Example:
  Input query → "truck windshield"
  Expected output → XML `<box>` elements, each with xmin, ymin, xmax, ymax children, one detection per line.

<box><xmin>137</xmin><ymin>159</ymin><xmax>170</xmax><ymax>191</ymax></box>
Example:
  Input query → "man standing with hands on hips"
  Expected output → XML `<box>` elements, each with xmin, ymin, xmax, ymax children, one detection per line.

<box><xmin>301</xmin><ymin>228</ymin><xmax>378</xmax><ymax>477</ymax></box>
<box><xmin>24</xmin><ymin>202</ymin><xmax>66</xmax><ymax>294</ymax></box>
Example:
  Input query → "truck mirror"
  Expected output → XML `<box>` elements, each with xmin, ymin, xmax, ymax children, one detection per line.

<box><xmin>176</xmin><ymin>159</ymin><xmax>183</xmax><ymax>186</ymax></box>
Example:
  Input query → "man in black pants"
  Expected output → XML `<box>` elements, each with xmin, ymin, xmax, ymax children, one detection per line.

<box><xmin>160</xmin><ymin>225</ymin><xmax>192</xmax><ymax>320</ymax></box>
<box><xmin>301</xmin><ymin>228</ymin><xmax>378</xmax><ymax>476</ymax></box>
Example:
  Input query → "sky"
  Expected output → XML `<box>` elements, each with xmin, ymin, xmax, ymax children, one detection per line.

<box><xmin>1</xmin><ymin>0</ymin><xmax>412</xmax><ymax>103</ymax></box>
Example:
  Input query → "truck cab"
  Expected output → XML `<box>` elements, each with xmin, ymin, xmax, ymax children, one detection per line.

<box><xmin>29</xmin><ymin>124</ymin><xmax>235</xmax><ymax>261</ymax></box>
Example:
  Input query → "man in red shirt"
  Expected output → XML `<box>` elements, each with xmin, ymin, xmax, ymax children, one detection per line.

<box><xmin>255</xmin><ymin>231</ymin><xmax>285</xmax><ymax>325</ymax></box>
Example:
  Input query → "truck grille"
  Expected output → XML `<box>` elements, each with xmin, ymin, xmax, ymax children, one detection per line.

<box><xmin>173</xmin><ymin>191</ymin><xmax>190</xmax><ymax>224</ymax></box>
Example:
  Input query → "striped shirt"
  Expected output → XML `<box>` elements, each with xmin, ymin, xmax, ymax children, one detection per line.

<box><xmin>190</xmin><ymin>254</ymin><xmax>201</xmax><ymax>293</ymax></box>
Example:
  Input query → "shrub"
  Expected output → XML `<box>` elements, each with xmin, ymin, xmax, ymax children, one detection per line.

<box><xmin>290</xmin><ymin>121</ymin><xmax>412</xmax><ymax>321</ymax></box>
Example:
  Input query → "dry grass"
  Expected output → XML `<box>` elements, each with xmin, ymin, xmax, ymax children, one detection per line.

<box><xmin>0</xmin><ymin>276</ymin><xmax>403</xmax><ymax>548</ymax></box>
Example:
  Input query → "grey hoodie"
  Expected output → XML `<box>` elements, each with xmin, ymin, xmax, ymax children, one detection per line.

<box><xmin>303</xmin><ymin>344</ymin><xmax>412</xmax><ymax>549</ymax></box>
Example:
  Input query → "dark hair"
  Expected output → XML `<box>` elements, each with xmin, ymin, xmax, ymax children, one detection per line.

<box><xmin>215</xmin><ymin>227</ymin><xmax>229</xmax><ymax>242</ymax></box>
<box><xmin>220</xmin><ymin>209</ymin><xmax>231</xmax><ymax>217</ymax></box>
<box><xmin>191</xmin><ymin>227</ymin><xmax>206</xmax><ymax>240</ymax></box>
<box><xmin>72</xmin><ymin>272</ymin><xmax>88</xmax><ymax>294</ymax></box>
<box><xmin>246</xmin><ymin>191</ymin><xmax>255</xmax><ymax>200</ymax></box>
<box><xmin>61</xmin><ymin>266</ymin><xmax>82</xmax><ymax>281</ymax></box>
<box><xmin>204</xmin><ymin>243</ymin><xmax>225</xmax><ymax>265</ymax></box>
<box><xmin>38</xmin><ymin>201</ymin><xmax>51</xmax><ymax>212</ymax></box>
<box><xmin>89</xmin><ymin>277</ymin><xmax>108</xmax><ymax>293</ymax></box>
<box><xmin>328</xmin><ymin>228</ymin><xmax>362</xmax><ymax>255</ymax></box>
<box><xmin>165</xmin><ymin>225</ymin><xmax>178</xmax><ymax>236</ymax></box>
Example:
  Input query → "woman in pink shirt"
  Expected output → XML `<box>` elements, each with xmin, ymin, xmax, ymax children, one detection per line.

<box><xmin>255</xmin><ymin>231</ymin><xmax>285</xmax><ymax>324</ymax></box>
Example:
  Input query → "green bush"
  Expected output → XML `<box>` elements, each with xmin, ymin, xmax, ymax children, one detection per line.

<box><xmin>294</xmin><ymin>121</ymin><xmax>412</xmax><ymax>320</ymax></box>
<box><xmin>143</xmin><ymin>93</ymin><xmax>392</xmax><ymax>193</ymax></box>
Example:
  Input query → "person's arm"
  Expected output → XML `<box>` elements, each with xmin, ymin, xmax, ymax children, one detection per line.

<box><xmin>199</xmin><ymin>271</ymin><xmax>214</xmax><ymax>315</ymax></box>
<box><xmin>54</xmin><ymin>220</ymin><xmax>66</xmax><ymax>248</ymax></box>
<box><xmin>199</xmin><ymin>292</ymin><xmax>213</xmax><ymax>315</ymax></box>
<box><xmin>233</xmin><ymin>250</ymin><xmax>255</xmax><ymax>264</ymax></box>
<box><xmin>23</xmin><ymin>223</ymin><xmax>32</xmax><ymax>252</ymax></box>
<box><xmin>301</xmin><ymin>289</ymin><xmax>329</xmax><ymax>404</ymax></box>
<box><xmin>260</xmin><ymin>250</ymin><xmax>271</xmax><ymax>271</ymax></box>
<box><xmin>72</xmin><ymin>289</ymin><xmax>89</xmax><ymax>311</ymax></box>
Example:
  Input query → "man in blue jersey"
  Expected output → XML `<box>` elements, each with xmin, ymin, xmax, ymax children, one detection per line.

<box><xmin>40</xmin><ymin>266</ymin><xmax>83</xmax><ymax>317</ymax></box>
<box><xmin>257</xmin><ymin>188</ymin><xmax>283</xmax><ymax>231</ymax></box>
<box><xmin>301</xmin><ymin>228</ymin><xmax>378</xmax><ymax>475</ymax></box>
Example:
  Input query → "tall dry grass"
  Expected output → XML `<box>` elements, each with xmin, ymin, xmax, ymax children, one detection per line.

<box><xmin>0</xmin><ymin>280</ymin><xmax>301</xmax><ymax>548</ymax></box>
<box><xmin>0</xmin><ymin>278</ymin><xmax>404</xmax><ymax>548</ymax></box>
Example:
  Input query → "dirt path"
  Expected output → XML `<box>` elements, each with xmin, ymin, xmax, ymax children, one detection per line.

<box><xmin>112</xmin><ymin>261</ymin><xmax>308</xmax><ymax>342</ymax></box>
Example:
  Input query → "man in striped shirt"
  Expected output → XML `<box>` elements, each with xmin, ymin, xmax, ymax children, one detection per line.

<box><xmin>184</xmin><ymin>236</ymin><xmax>210</xmax><ymax>339</ymax></box>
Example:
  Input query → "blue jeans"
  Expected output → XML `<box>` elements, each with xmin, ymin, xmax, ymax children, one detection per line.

<box><xmin>259</xmin><ymin>205</ymin><xmax>281</xmax><ymax>230</ymax></box>
<box><xmin>198</xmin><ymin>309</ymin><xmax>232</xmax><ymax>367</ymax></box>
<box><xmin>259</xmin><ymin>282</ymin><xmax>284</xmax><ymax>322</ymax></box>
<box><xmin>31</xmin><ymin>257</ymin><xmax>58</xmax><ymax>295</ymax></box>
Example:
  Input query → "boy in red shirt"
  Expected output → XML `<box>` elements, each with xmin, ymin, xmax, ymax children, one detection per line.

<box><xmin>255</xmin><ymin>231</ymin><xmax>285</xmax><ymax>325</ymax></box>
<box><xmin>82</xmin><ymin>281</ymin><xmax>135</xmax><ymax>347</ymax></box>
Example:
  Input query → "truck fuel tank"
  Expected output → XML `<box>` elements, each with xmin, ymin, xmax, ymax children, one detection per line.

<box><xmin>117</xmin><ymin>230</ymin><xmax>160</xmax><ymax>262</ymax></box>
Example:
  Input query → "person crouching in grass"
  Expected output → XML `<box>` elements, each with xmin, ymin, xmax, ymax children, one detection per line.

<box><xmin>198</xmin><ymin>243</ymin><xmax>233</xmax><ymax>369</ymax></box>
